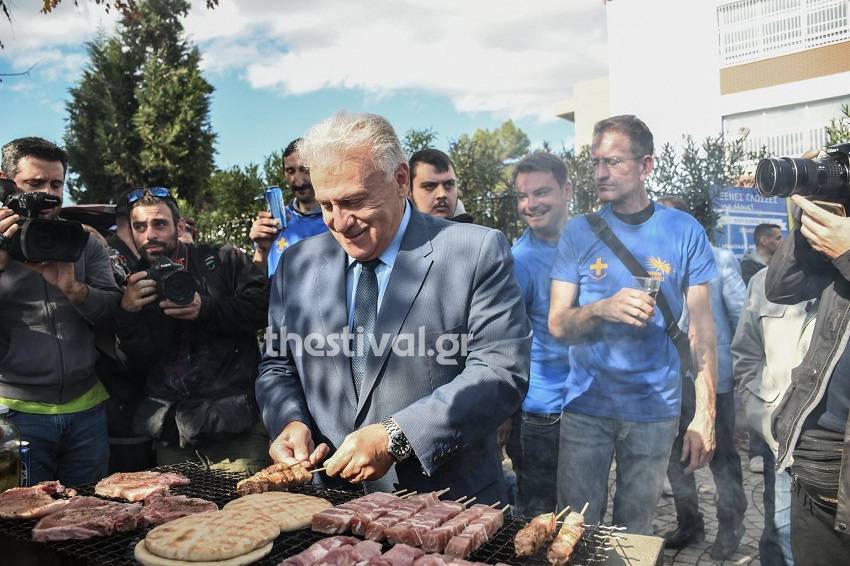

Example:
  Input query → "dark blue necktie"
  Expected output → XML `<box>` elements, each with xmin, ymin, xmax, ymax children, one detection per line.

<box><xmin>351</xmin><ymin>258</ymin><xmax>381</xmax><ymax>399</ymax></box>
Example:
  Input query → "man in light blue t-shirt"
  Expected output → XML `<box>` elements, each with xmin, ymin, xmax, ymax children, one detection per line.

<box><xmin>548</xmin><ymin>115</ymin><xmax>718</xmax><ymax>534</ymax></box>
<box><xmin>250</xmin><ymin>138</ymin><xmax>329</xmax><ymax>277</ymax></box>
<box><xmin>510</xmin><ymin>152</ymin><xmax>572</xmax><ymax>518</ymax></box>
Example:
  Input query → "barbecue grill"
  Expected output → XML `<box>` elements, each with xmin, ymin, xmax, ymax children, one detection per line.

<box><xmin>0</xmin><ymin>462</ymin><xmax>617</xmax><ymax>566</ymax></box>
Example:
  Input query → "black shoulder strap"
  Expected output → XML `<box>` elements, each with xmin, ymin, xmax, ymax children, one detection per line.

<box><xmin>586</xmin><ymin>212</ymin><xmax>692</xmax><ymax>375</ymax></box>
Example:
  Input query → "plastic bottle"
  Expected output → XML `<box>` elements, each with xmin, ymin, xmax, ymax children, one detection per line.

<box><xmin>0</xmin><ymin>404</ymin><xmax>21</xmax><ymax>492</ymax></box>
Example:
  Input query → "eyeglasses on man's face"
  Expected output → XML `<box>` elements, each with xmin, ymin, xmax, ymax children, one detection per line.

<box><xmin>588</xmin><ymin>156</ymin><xmax>647</xmax><ymax>170</ymax></box>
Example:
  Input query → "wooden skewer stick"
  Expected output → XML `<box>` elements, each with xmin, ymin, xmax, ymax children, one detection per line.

<box><xmin>434</xmin><ymin>488</ymin><xmax>451</xmax><ymax>497</ymax></box>
<box><xmin>500</xmin><ymin>504</ymin><xmax>510</xmax><ymax>513</ymax></box>
<box><xmin>555</xmin><ymin>506</ymin><xmax>571</xmax><ymax>521</ymax></box>
<box><xmin>401</xmin><ymin>491</ymin><xmax>419</xmax><ymax>499</ymax></box>
<box><xmin>454</xmin><ymin>496</ymin><xmax>468</xmax><ymax>503</ymax></box>
<box><xmin>462</xmin><ymin>497</ymin><xmax>477</xmax><ymax>507</ymax></box>
<box><xmin>310</xmin><ymin>467</ymin><xmax>326</xmax><ymax>474</ymax></box>
<box><xmin>392</xmin><ymin>489</ymin><xmax>409</xmax><ymax>496</ymax></box>
<box><xmin>579</xmin><ymin>502</ymin><xmax>589</xmax><ymax>517</ymax></box>
<box><xmin>488</xmin><ymin>502</ymin><xmax>500</xmax><ymax>509</ymax></box>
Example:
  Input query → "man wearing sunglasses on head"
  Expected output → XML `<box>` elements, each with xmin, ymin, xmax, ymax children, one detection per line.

<box><xmin>115</xmin><ymin>188</ymin><xmax>271</xmax><ymax>474</ymax></box>
<box><xmin>0</xmin><ymin>137</ymin><xmax>121</xmax><ymax>486</ymax></box>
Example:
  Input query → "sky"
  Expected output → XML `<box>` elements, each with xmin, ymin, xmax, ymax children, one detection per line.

<box><xmin>0</xmin><ymin>0</ymin><xmax>609</xmax><ymax>171</ymax></box>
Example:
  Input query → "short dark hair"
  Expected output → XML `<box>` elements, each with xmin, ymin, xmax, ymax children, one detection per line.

<box><xmin>754</xmin><ymin>223</ymin><xmax>781</xmax><ymax>243</ymax></box>
<box><xmin>284</xmin><ymin>138</ymin><xmax>303</xmax><ymax>159</ymax></box>
<box><xmin>512</xmin><ymin>151</ymin><xmax>568</xmax><ymax>189</ymax></box>
<box><xmin>1</xmin><ymin>137</ymin><xmax>68</xmax><ymax>179</ymax></box>
<box><xmin>409</xmin><ymin>148</ymin><xmax>455</xmax><ymax>186</ymax></box>
<box><xmin>129</xmin><ymin>194</ymin><xmax>181</xmax><ymax>224</ymax></box>
<box><xmin>592</xmin><ymin>115</ymin><xmax>654</xmax><ymax>158</ymax></box>
<box><xmin>656</xmin><ymin>195</ymin><xmax>690</xmax><ymax>213</ymax></box>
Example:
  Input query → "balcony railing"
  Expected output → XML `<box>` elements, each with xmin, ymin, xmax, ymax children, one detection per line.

<box><xmin>718</xmin><ymin>0</ymin><xmax>850</xmax><ymax>66</ymax></box>
<box><xmin>738</xmin><ymin>126</ymin><xmax>827</xmax><ymax>156</ymax></box>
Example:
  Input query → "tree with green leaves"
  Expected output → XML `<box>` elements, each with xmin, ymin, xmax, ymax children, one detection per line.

<box><xmin>647</xmin><ymin>133</ymin><xmax>748</xmax><ymax>241</ymax></box>
<box><xmin>448</xmin><ymin>120</ymin><xmax>529</xmax><ymax>239</ymax></box>
<box><xmin>402</xmin><ymin>128</ymin><xmax>439</xmax><ymax>157</ymax></box>
<box><xmin>825</xmin><ymin>104</ymin><xmax>850</xmax><ymax>147</ymax></box>
<box><xmin>64</xmin><ymin>0</ymin><xmax>215</xmax><ymax>205</ymax></box>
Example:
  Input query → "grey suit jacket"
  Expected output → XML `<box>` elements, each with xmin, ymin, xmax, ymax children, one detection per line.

<box><xmin>256</xmin><ymin>208</ymin><xmax>531</xmax><ymax>502</ymax></box>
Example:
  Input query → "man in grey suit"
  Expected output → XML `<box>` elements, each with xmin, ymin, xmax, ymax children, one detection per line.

<box><xmin>255</xmin><ymin>112</ymin><xmax>531</xmax><ymax>502</ymax></box>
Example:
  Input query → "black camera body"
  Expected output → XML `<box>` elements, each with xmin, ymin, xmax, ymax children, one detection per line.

<box><xmin>0</xmin><ymin>185</ymin><xmax>90</xmax><ymax>263</ymax></box>
<box><xmin>756</xmin><ymin>142</ymin><xmax>850</xmax><ymax>204</ymax></box>
<box><xmin>145</xmin><ymin>256</ymin><xmax>197</xmax><ymax>306</ymax></box>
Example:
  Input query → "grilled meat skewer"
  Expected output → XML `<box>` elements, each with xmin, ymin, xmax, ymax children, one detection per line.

<box><xmin>546</xmin><ymin>503</ymin><xmax>588</xmax><ymax>565</ymax></box>
<box><xmin>514</xmin><ymin>511</ymin><xmax>558</xmax><ymax>557</ymax></box>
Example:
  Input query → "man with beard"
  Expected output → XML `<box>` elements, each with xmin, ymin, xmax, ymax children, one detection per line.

<box><xmin>117</xmin><ymin>189</ymin><xmax>271</xmax><ymax>473</ymax></box>
<box><xmin>0</xmin><ymin>137</ymin><xmax>121</xmax><ymax>485</ymax></box>
<box><xmin>251</xmin><ymin>138</ymin><xmax>328</xmax><ymax>276</ymax></box>
<box><xmin>408</xmin><ymin>149</ymin><xmax>473</xmax><ymax>223</ymax></box>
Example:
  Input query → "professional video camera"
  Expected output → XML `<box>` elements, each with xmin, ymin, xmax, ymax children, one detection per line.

<box><xmin>756</xmin><ymin>143</ymin><xmax>850</xmax><ymax>214</ymax></box>
<box><xmin>0</xmin><ymin>179</ymin><xmax>89</xmax><ymax>263</ymax></box>
<box><xmin>145</xmin><ymin>256</ymin><xmax>197</xmax><ymax>306</ymax></box>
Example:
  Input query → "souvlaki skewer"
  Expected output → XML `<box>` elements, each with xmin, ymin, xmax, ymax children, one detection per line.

<box><xmin>547</xmin><ymin>502</ymin><xmax>589</xmax><ymax>565</ymax></box>
<box><xmin>514</xmin><ymin>506</ymin><xmax>569</xmax><ymax>557</ymax></box>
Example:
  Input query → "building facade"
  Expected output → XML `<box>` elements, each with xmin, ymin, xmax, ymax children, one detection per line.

<box><xmin>560</xmin><ymin>0</ymin><xmax>850</xmax><ymax>156</ymax></box>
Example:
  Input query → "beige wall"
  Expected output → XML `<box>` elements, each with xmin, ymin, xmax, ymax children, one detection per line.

<box><xmin>556</xmin><ymin>77</ymin><xmax>611</xmax><ymax>149</ymax></box>
<box><xmin>721</xmin><ymin>41</ymin><xmax>850</xmax><ymax>95</ymax></box>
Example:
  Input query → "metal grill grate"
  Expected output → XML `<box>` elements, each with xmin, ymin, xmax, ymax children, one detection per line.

<box><xmin>0</xmin><ymin>463</ymin><xmax>615</xmax><ymax>565</ymax></box>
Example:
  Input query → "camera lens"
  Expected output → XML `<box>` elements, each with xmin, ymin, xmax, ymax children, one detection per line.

<box><xmin>160</xmin><ymin>271</ymin><xmax>197</xmax><ymax>305</ymax></box>
<box><xmin>756</xmin><ymin>157</ymin><xmax>795</xmax><ymax>197</ymax></box>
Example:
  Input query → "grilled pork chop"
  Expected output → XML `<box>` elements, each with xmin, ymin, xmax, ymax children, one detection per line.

<box><xmin>94</xmin><ymin>470</ymin><xmax>190</xmax><ymax>502</ymax></box>
<box><xmin>31</xmin><ymin>496</ymin><xmax>143</xmax><ymax>542</ymax></box>
<box><xmin>0</xmin><ymin>481</ymin><xmax>77</xmax><ymax>520</ymax></box>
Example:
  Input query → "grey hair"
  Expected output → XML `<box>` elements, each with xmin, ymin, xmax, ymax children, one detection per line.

<box><xmin>298</xmin><ymin>112</ymin><xmax>406</xmax><ymax>182</ymax></box>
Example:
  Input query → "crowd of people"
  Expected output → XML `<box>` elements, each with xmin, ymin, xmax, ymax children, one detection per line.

<box><xmin>0</xmin><ymin>111</ymin><xmax>847</xmax><ymax>566</ymax></box>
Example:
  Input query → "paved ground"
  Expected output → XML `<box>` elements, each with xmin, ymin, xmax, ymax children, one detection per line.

<box><xmin>607</xmin><ymin>430</ymin><xmax>768</xmax><ymax>565</ymax></box>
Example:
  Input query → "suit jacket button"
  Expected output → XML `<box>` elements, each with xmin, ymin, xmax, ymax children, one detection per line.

<box><xmin>839</xmin><ymin>522</ymin><xmax>848</xmax><ymax>531</ymax></box>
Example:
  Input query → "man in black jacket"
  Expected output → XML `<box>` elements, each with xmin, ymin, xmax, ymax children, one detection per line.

<box><xmin>767</xmin><ymin>194</ymin><xmax>850</xmax><ymax>564</ymax></box>
<box><xmin>117</xmin><ymin>189</ymin><xmax>270</xmax><ymax>474</ymax></box>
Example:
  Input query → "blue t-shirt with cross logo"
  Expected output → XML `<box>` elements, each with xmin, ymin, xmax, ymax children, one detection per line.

<box><xmin>550</xmin><ymin>203</ymin><xmax>716</xmax><ymax>421</ymax></box>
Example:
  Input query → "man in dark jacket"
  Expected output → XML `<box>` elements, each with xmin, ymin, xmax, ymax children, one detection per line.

<box><xmin>0</xmin><ymin>137</ymin><xmax>121</xmax><ymax>485</ymax></box>
<box><xmin>117</xmin><ymin>189</ymin><xmax>270</xmax><ymax>474</ymax></box>
<box><xmin>409</xmin><ymin>149</ymin><xmax>474</xmax><ymax>223</ymax></box>
<box><xmin>766</xmin><ymin>194</ymin><xmax>850</xmax><ymax>564</ymax></box>
<box><xmin>741</xmin><ymin>223</ymin><xmax>783</xmax><ymax>285</ymax></box>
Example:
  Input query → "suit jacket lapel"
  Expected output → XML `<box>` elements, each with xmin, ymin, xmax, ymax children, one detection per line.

<box><xmin>316</xmin><ymin>239</ymin><xmax>358</xmax><ymax>410</ymax></box>
<box><xmin>357</xmin><ymin>210</ymin><xmax>434</xmax><ymax>418</ymax></box>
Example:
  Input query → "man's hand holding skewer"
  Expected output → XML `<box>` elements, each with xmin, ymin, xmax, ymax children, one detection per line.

<box><xmin>324</xmin><ymin>423</ymin><xmax>394</xmax><ymax>483</ymax></box>
<box><xmin>269</xmin><ymin>420</ymin><xmax>329</xmax><ymax>468</ymax></box>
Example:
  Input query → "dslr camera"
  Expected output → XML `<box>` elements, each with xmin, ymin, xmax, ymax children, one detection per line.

<box><xmin>756</xmin><ymin>142</ymin><xmax>850</xmax><ymax>215</ymax></box>
<box><xmin>0</xmin><ymin>179</ymin><xmax>89</xmax><ymax>263</ymax></box>
<box><xmin>145</xmin><ymin>256</ymin><xmax>197</xmax><ymax>306</ymax></box>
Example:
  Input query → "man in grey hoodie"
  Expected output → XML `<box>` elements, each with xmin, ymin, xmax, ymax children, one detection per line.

<box><xmin>0</xmin><ymin>137</ymin><xmax>121</xmax><ymax>485</ymax></box>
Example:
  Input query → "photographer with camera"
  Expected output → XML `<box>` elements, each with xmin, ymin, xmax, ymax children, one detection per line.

<box><xmin>0</xmin><ymin>137</ymin><xmax>121</xmax><ymax>485</ymax></box>
<box><xmin>758</xmin><ymin>144</ymin><xmax>850</xmax><ymax>564</ymax></box>
<box><xmin>116</xmin><ymin>189</ymin><xmax>271</xmax><ymax>474</ymax></box>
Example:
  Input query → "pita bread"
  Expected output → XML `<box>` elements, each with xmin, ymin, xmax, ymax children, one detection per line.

<box><xmin>134</xmin><ymin>540</ymin><xmax>273</xmax><ymax>566</ymax></box>
<box><xmin>143</xmin><ymin>509</ymin><xmax>279</xmax><ymax>561</ymax></box>
<box><xmin>223</xmin><ymin>492</ymin><xmax>331</xmax><ymax>531</ymax></box>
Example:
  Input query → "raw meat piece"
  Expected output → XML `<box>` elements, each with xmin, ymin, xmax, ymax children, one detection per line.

<box><xmin>94</xmin><ymin>471</ymin><xmax>190</xmax><ymax>502</ymax></box>
<box><xmin>382</xmin><ymin>544</ymin><xmax>425</xmax><ymax>566</ymax></box>
<box><xmin>277</xmin><ymin>536</ymin><xmax>359</xmax><ymax>566</ymax></box>
<box><xmin>140</xmin><ymin>492</ymin><xmax>218</xmax><ymax>526</ymax></box>
<box><xmin>0</xmin><ymin>481</ymin><xmax>77</xmax><ymax>519</ymax></box>
<box><xmin>31</xmin><ymin>496</ymin><xmax>143</xmax><ymax>542</ymax></box>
